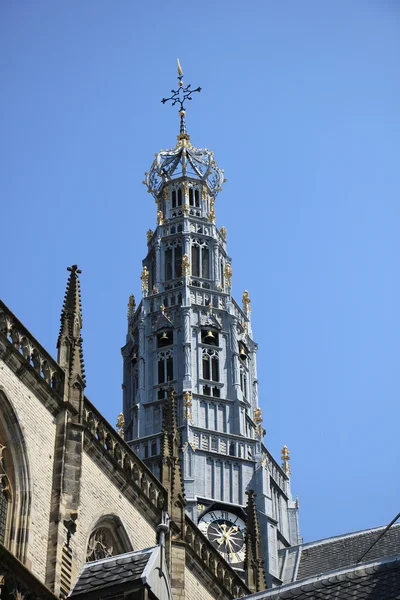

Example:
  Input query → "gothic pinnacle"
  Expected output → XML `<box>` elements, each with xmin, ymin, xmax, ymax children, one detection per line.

<box><xmin>57</xmin><ymin>265</ymin><xmax>86</xmax><ymax>385</ymax></box>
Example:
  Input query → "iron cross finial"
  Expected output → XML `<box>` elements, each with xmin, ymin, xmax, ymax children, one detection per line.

<box><xmin>161</xmin><ymin>59</ymin><xmax>201</xmax><ymax>138</ymax></box>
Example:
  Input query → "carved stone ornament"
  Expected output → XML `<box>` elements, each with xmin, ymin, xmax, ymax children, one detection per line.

<box><xmin>86</xmin><ymin>528</ymin><xmax>114</xmax><ymax>562</ymax></box>
<box><xmin>116</xmin><ymin>413</ymin><xmax>125</xmax><ymax>439</ymax></box>
<box><xmin>200</xmin><ymin>311</ymin><xmax>222</xmax><ymax>330</ymax></box>
<box><xmin>152</xmin><ymin>309</ymin><xmax>173</xmax><ymax>333</ymax></box>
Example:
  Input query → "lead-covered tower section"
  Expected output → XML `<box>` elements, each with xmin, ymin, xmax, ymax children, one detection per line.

<box><xmin>121</xmin><ymin>63</ymin><xmax>300</xmax><ymax>586</ymax></box>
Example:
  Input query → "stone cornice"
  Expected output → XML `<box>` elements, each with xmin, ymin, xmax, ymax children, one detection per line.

<box><xmin>83</xmin><ymin>397</ymin><xmax>167</xmax><ymax>522</ymax></box>
<box><xmin>0</xmin><ymin>300</ymin><xmax>68</xmax><ymax>416</ymax></box>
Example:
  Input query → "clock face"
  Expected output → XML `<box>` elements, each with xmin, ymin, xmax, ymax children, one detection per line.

<box><xmin>198</xmin><ymin>510</ymin><xmax>246</xmax><ymax>566</ymax></box>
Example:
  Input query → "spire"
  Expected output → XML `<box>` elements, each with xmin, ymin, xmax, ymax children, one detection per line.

<box><xmin>160</xmin><ymin>388</ymin><xmax>185</xmax><ymax>533</ymax></box>
<box><xmin>144</xmin><ymin>63</ymin><xmax>225</xmax><ymax>199</ymax></box>
<box><xmin>245</xmin><ymin>490</ymin><xmax>267</xmax><ymax>593</ymax></box>
<box><xmin>57</xmin><ymin>265</ymin><xmax>86</xmax><ymax>416</ymax></box>
<box><xmin>161</xmin><ymin>59</ymin><xmax>201</xmax><ymax>143</ymax></box>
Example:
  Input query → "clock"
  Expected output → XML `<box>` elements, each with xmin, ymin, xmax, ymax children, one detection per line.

<box><xmin>198</xmin><ymin>509</ymin><xmax>246</xmax><ymax>566</ymax></box>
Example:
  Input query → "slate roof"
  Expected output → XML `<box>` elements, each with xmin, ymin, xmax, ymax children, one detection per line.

<box><xmin>69</xmin><ymin>546</ymin><xmax>156</xmax><ymax>597</ymax></box>
<box><xmin>240</xmin><ymin>554</ymin><xmax>400</xmax><ymax>600</ymax></box>
<box><xmin>289</xmin><ymin>523</ymin><xmax>400</xmax><ymax>582</ymax></box>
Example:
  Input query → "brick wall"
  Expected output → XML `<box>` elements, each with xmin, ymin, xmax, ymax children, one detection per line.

<box><xmin>0</xmin><ymin>361</ymin><xmax>56</xmax><ymax>582</ymax></box>
<box><xmin>185</xmin><ymin>566</ymin><xmax>227</xmax><ymax>600</ymax></box>
<box><xmin>72</xmin><ymin>450</ymin><xmax>158</xmax><ymax>569</ymax></box>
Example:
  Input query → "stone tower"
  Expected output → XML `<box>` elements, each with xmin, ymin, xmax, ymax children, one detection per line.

<box><xmin>121</xmin><ymin>62</ymin><xmax>300</xmax><ymax>587</ymax></box>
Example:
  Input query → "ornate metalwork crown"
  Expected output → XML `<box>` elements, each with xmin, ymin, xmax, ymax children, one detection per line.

<box><xmin>143</xmin><ymin>60</ymin><xmax>226</xmax><ymax>199</ymax></box>
<box><xmin>145</xmin><ymin>143</ymin><xmax>225</xmax><ymax>199</ymax></box>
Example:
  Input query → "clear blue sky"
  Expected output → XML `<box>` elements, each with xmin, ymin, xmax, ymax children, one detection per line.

<box><xmin>1</xmin><ymin>1</ymin><xmax>399</xmax><ymax>544</ymax></box>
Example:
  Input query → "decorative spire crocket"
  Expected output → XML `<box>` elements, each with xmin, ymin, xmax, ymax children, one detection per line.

<box><xmin>57</xmin><ymin>265</ymin><xmax>86</xmax><ymax>417</ymax></box>
<box><xmin>245</xmin><ymin>490</ymin><xmax>267</xmax><ymax>593</ymax></box>
<box><xmin>160</xmin><ymin>388</ymin><xmax>186</xmax><ymax>534</ymax></box>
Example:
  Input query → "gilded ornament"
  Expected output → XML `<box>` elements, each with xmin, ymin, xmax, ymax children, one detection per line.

<box><xmin>157</xmin><ymin>209</ymin><xmax>164</xmax><ymax>226</ymax></box>
<box><xmin>163</xmin><ymin>186</ymin><xmax>169</xmax><ymax>200</ymax></box>
<box><xmin>152</xmin><ymin>285</ymin><xmax>159</xmax><ymax>294</ymax></box>
<box><xmin>127</xmin><ymin>294</ymin><xmax>136</xmax><ymax>318</ymax></box>
<box><xmin>182</xmin><ymin>253</ymin><xmax>190</xmax><ymax>277</ymax></box>
<box><xmin>254</xmin><ymin>407</ymin><xmax>263</xmax><ymax>424</ymax></box>
<box><xmin>209</xmin><ymin>197</ymin><xmax>216</xmax><ymax>223</ymax></box>
<box><xmin>281</xmin><ymin>445</ymin><xmax>291</xmax><ymax>475</ymax></box>
<box><xmin>224</xmin><ymin>263</ymin><xmax>232</xmax><ymax>287</ymax></box>
<box><xmin>141</xmin><ymin>266</ymin><xmax>149</xmax><ymax>294</ymax></box>
<box><xmin>220</xmin><ymin>226</ymin><xmax>227</xmax><ymax>241</ymax></box>
<box><xmin>183</xmin><ymin>391</ymin><xmax>193</xmax><ymax>421</ymax></box>
<box><xmin>183</xmin><ymin>203</ymin><xmax>189</xmax><ymax>216</ymax></box>
<box><xmin>242</xmin><ymin>290</ymin><xmax>251</xmax><ymax>315</ymax></box>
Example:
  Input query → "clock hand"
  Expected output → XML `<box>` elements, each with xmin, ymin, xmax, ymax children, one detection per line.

<box><xmin>226</xmin><ymin>538</ymin><xmax>234</xmax><ymax>556</ymax></box>
<box><xmin>225</xmin><ymin>524</ymin><xmax>238</xmax><ymax>539</ymax></box>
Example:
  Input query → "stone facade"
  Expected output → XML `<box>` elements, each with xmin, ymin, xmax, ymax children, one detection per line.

<box><xmin>0</xmin><ymin>297</ymin><xmax>250</xmax><ymax>599</ymax></box>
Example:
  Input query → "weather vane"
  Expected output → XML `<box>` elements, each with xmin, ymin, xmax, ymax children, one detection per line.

<box><xmin>161</xmin><ymin>59</ymin><xmax>201</xmax><ymax>138</ymax></box>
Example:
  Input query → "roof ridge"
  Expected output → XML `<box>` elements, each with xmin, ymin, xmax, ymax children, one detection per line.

<box><xmin>246</xmin><ymin>553</ymin><xmax>400</xmax><ymax>599</ymax></box>
<box><xmin>79</xmin><ymin>545</ymin><xmax>156</xmax><ymax>569</ymax></box>
<box><xmin>287</xmin><ymin>522</ymin><xmax>400</xmax><ymax>551</ymax></box>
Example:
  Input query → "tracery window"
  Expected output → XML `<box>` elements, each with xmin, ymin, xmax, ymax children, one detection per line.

<box><xmin>86</xmin><ymin>528</ymin><xmax>115</xmax><ymax>562</ymax></box>
<box><xmin>157</xmin><ymin>349</ymin><xmax>173</xmax><ymax>383</ymax></box>
<box><xmin>86</xmin><ymin>516</ymin><xmax>132</xmax><ymax>563</ymax></box>
<box><xmin>0</xmin><ymin>445</ymin><xmax>10</xmax><ymax>545</ymax></box>
<box><xmin>191</xmin><ymin>239</ymin><xmax>210</xmax><ymax>279</ymax></box>
<box><xmin>165</xmin><ymin>240</ymin><xmax>182</xmax><ymax>280</ymax></box>
<box><xmin>202</xmin><ymin>348</ymin><xmax>219</xmax><ymax>382</ymax></box>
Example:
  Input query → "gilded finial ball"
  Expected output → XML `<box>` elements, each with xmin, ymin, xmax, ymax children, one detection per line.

<box><xmin>178</xmin><ymin>81</ymin><xmax>183</xmax><ymax>87</ymax></box>
<box><xmin>179</xmin><ymin>109</ymin><xmax>186</xmax><ymax>117</ymax></box>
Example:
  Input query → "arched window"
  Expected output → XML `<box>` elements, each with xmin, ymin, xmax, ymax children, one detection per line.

<box><xmin>0</xmin><ymin>445</ymin><xmax>11</xmax><ymax>545</ymax></box>
<box><xmin>157</xmin><ymin>350</ymin><xmax>174</xmax><ymax>383</ymax></box>
<box><xmin>188</xmin><ymin>186</ymin><xmax>201</xmax><ymax>207</ymax></box>
<box><xmin>202</xmin><ymin>349</ymin><xmax>219</xmax><ymax>382</ymax></box>
<box><xmin>165</xmin><ymin>240</ymin><xmax>182</xmax><ymax>281</ymax></box>
<box><xmin>86</xmin><ymin>515</ymin><xmax>132</xmax><ymax>562</ymax></box>
<box><xmin>0</xmin><ymin>392</ymin><xmax>30</xmax><ymax>562</ymax></box>
<box><xmin>191</xmin><ymin>239</ymin><xmax>210</xmax><ymax>279</ymax></box>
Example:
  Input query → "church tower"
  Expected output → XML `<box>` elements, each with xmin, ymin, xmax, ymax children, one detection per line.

<box><xmin>121</xmin><ymin>62</ymin><xmax>300</xmax><ymax>587</ymax></box>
